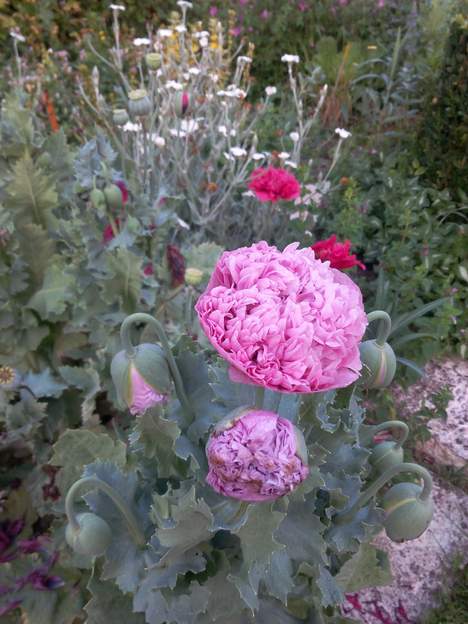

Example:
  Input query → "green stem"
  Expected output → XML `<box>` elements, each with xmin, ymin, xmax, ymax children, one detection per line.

<box><xmin>254</xmin><ymin>386</ymin><xmax>265</xmax><ymax>409</ymax></box>
<box><xmin>371</xmin><ymin>420</ymin><xmax>409</xmax><ymax>449</ymax></box>
<box><xmin>367</xmin><ymin>310</ymin><xmax>392</xmax><ymax>346</ymax></box>
<box><xmin>65</xmin><ymin>477</ymin><xmax>145</xmax><ymax>547</ymax></box>
<box><xmin>120</xmin><ymin>313</ymin><xmax>194</xmax><ymax>425</ymax></box>
<box><xmin>335</xmin><ymin>462</ymin><xmax>432</xmax><ymax>524</ymax></box>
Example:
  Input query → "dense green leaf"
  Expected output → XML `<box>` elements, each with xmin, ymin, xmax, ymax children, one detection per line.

<box><xmin>335</xmin><ymin>543</ymin><xmax>392</xmax><ymax>592</ymax></box>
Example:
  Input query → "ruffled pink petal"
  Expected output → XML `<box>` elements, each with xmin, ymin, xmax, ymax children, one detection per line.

<box><xmin>129</xmin><ymin>366</ymin><xmax>166</xmax><ymax>415</ymax></box>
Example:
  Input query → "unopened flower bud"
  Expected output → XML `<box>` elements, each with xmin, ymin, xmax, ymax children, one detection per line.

<box><xmin>206</xmin><ymin>409</ymin><xmax>309</xmax><ymax>502</ymax></box>
<box><xmin>359</xmin><ymin>340</ymin><xmax>396</xmax><ymax>389</ymax></box>
<box><xmin>65</xmin><ymin>512</ymin><xmax>112</xmax><ymax>556</ymax></box>
<box><xmin>369</xmin><ymin>441</ymin><xmax>404</xmax><ymax>475</ymax></box>
<box><xmin>185</xmin><ymin>267</ymin><xmax>204</xmax><ymax>286</ymax></box>
<box><xmin>128</xmin><ymin>89</ymin><xmax>152</xmax><ymax>118</ymax></box>
<box><xmin>174</xmin><ymin>91</ymin><xmax>190</xmax><ymax>116</ymax></box>
<box><xmin>145</xmin><ymin>52</ymin><xmax>162</xmax><ymax>70</ymax></box>
<box><xmin>103</xmin><ymin>184</ymin><xmax>124</xmax><ymax>211</ymax></box>
<box><xmin>111</xmin><ymin>343</ymin><xmax>171</xmax><ymax>415</ymax></box>
<box><xmin>113</xmin><ymin>108</ymin><xmax>129</xmax><ymax>126</ymax></box>
<box><xmin>383</xmin><ymin>482</ymin><xmax>433</xmax><ymax>542</ymax></box>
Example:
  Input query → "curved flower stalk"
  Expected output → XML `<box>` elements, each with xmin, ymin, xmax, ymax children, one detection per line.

<box><xmin>334</xmin><ymin>462</ymin><xmax>433</xmax><ymax>542</ymax></box>
<box><xmin>359</xmin><ymin>310</ymin><xmax>397</xmax><ymax>388</ymax></box>
<box><xmin>65</xmin><ymin>477</ymin><xmax>145</xmax><ymax>556</ymax></box>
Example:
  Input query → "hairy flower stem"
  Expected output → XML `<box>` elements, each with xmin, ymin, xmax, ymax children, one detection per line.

<box><xmin>334</xmin><ymin>462</ymin><xmax>432</xmax><ymax>525</ymax></box>
<box><xmin>65</xmin><ymin>477</ymin><xmax>145</xmax><ymax>546</ymax></box>
<box><xmin>120</xmin><ymin>313</ymin><xmax>194</xmax><ymax>426</ymax></box>
<box><xmin>371</xmin><ymin>420</ymin><xmax>409</xmax><ymax>448</ymax></box>
<box><xmin>367</xmin><ymin>310</ymin><xmax>392</xmax><ymax>347</ymax></box>
<box><xmin>254</xmin><ymin>386</ymin><xmax>265</xmax><ymax>409</ymax></box>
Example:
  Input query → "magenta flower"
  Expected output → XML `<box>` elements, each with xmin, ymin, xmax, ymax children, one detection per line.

<box><xmin>206</xmin><ymin>409</ymin><xmax>309</xmax><ymax>502</ymax></box>
<box><xmin>195</xmin><ymin>242</ymin><xmax>367</xmax><ymax>393</ymax></box>
<box><xmin>128</xmin><ymin>366</ymin><xmax>166</xmax><ymax>415</ymax></box>
<box><xmin>249</xmin><ymin>167</ymin><xmax>301</xmax><ymax>202</ymax></box>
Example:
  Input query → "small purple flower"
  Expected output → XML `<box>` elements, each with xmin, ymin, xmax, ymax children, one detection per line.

<box><xmin>27</xmin><ymin>572</ymin><xmax>64</xmax><ymax>591</ymax></box>
<box><xmin>18</xmin><ymin>537</ymin><xmax>46</xmax><ymax>554</ymax></box>
<box><xmin>209</xmin><ymin>5</ymin><xmax>218</xmax><ymax>16</ymax></box>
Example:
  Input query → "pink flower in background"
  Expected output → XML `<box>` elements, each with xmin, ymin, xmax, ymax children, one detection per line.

<box><xmin>128</xmin><ymin>366</ymin><xmax>166</xmax><ymax>415</ymax></box>
<box><xmin>206</xmin><ymin>409</ymin><xmax>309</xmax><ymax>501</ymax></box>
<box><xmin>195</xmin><ymin>241</ymin><xmax>367</xmax><ymax>393</ymax></box>
<box><xmin>311</xmin><ymin>235</ymin><xmax>366</xmax><ymax>270</ymax></box>
<box><xmin>102</xmin><ymin>218</ymin><xmax>120</xmax><ymax>244</ymax></box>
<box><xmin>209</xmin><ymin>5</ymin><xmax>218</xmax><ymax>16</ymax></box>
<box><xmin>249</xmin><ymin>166</ymin><xmax>301</xmax><ymax>202</ymax></box>
<box><xmin>143</xmin><ymin>263</ymin><xmax>154</xmax><ymax>276</ymax></box>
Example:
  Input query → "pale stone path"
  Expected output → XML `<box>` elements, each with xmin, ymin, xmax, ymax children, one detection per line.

<box><xmin>343</xmin><ymin>359</ymin><xmax>468</xmax><ymax>623</ymax></box>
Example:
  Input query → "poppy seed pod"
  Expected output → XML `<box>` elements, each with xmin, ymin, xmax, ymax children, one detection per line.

<box><xmin>174</xmin><ymin>91</ymin><xmax>190</xmax><ymax>116</ymax></box>
<box><xmin>128</xmin><ymin>89</ymin><xmax>152</xmax><ymax>118</ymax></box>
<box><xmin>111</xmin><ymin>343</ymin><xmax>172</xmax><ymax>415</ymax></box>
<box><xmin>113</xmin><ymin>108</ymin><xmax>129</xmax><ymax>126</ymax></box>
<box><xmin>369</xmin><ymin>441</ymin><xmax>404</xmax><ymax>475</ymax></box>
<box><xmin>383</xmin><ymin>482</ymin><xmax>433</xmax><ymax>542</ymax></box>
<box><xmin>359</xmin><ymin>339</ymin><xmax>396</xmax><ymax>389</ymax></box>
<box><xmin>206</xmin><ymin>408</ymin><xmax>309</xmax><ymax>502</ymax></box>
<box><xmin>65</xmin><ymin>512</ymin><xmax>112</xmax><ymax>556</ymax></box>
<box><xmin>103</xmin><ymin>184</ymin><xmax>124</xmax><ymax>211</ymax></box>
<box><xmin>145</xmin><ymin>52</ymin><xmax>162</xmax><ymax>70</ymax></box>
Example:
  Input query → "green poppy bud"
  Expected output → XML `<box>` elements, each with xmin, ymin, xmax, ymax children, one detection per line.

<box><xmin>369</xmin><ymin>441</ymin><xmax>404</xmax><ymax>475</ymax></box>
<box><xmin>383</xmin><ymin>482</ymin><xmax>433</xmax><ymax>542</ymax></box>
<box><xmin>128</xmin><ymin>89</ymin><xmax>152</xmax><ymax>118</ymax></box>
<box><xmin>111</xmin><ymin>343</ymin><xmax>172</xmax><ymax>415</ymax></box>
<box><xmin>145</xmin><ymin>52</ymin><xmax>162</xmax><ymax>70</ymax></box>
<box><xmin>65</xmin><ymin>512</ymin><xmax>112</xmax><ymax>556</ymax></box>
<box><xmin>90</xmin><ymin>188</ymin><xmax>106</xmax><ymax>215</ymax></box>
<box><xmin>359</xmin><ymin>339</ymin><xmax>396</xmax><ymax>389</ymax></box>
<box><xmin>185</xmin><ymin>267</ymin><xmax>204</xmax><ymax>286</ymax></box>
<box><xmin>103</xmin><ymin>184</ymin><xmax>123</xmax><ymax>211</ymax></box>
<box><xmin>113</xmin><ymin>108</ymin><xmax>129</xmax><ymax>126</ymax></box>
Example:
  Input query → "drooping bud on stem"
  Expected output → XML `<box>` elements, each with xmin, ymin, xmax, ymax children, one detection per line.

<box><xmin>368</xmin><ymin>420</ymin><xmax>409</xmax><ymax>475</ymax></box>
<box><xmin>334</xmin><ymin>462</ymin><xmax>433</xmax><ymax>542</ymax></box>
<box><xmin>359</xmin><ymin>310</ymin><xmax>396</xmax><ymax>388</ymax></box>
<box><xmin>117</xmin><ymin>313</ymin><xmax>194</xmax><ymax>426</ymax></box>
<box><xmin>65</xmin><ymin>477</ymin><xmax>145</xmax><ymax>556</ymax></box>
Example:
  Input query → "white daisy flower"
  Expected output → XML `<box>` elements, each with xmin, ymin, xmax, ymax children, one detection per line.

<box><xmin>158</xmin><ymin>29</ymin><xmax>173</xmax><ymax>38</ymax></box>
<box><xmin>177</xmin><ymin>1</ymin><xmax>193</xmax><ymax>8</ymax></box>
<box><xmin>123</xmin><ymin>122</ymin><xmax>142</xmax><ymax>132</ymax></box>
<box><xmin>199</xmin><ymin>36</ymin><xmax>209</xmax><ymax>48</ymax></box>
<box><xmin>252</xmin><ymin>152</ymin><xmax>266</xmax><ymax>161</ymax></box>
<box><xmin>188</xmin><ymin>67</ymin><xmax>201</xmax><ymax>75</ymax></box>
<box><xmin>175</xmin><ymin>25</ymin><xmax>187</xmax><ymax>34</ymax></box>
<box><xmin>335</xmin><ymin>128</ymin><xmax>352</xmax><ymax>139</ymax></box>
<box><xmin>110</xmin><ymin>4</ymin><xmax>125</xmax><ymax>11</ymax></box>
<box><xmin>281</xmin><ymin>54</ymin><xmax>300</xmax><ymax>64</ymax></box>
<box><xmin>230</xmin><ymin>146</ymin><xmax>247</xmax><ymax>157</ymax></box>
<box><xmin>289</xmin><ymin>131</ymin><xmax>300</xmax><ymax>142</ymax></box>
<box><xmin>278</xmin><ymin>152</ymin><xmax>290</xmax><ymax>160</ymax></box>
<box><xmin>9</xmin><ymin>30</ymin><xmax>26</xmax><ymax>42</ymax></box>
<box><xmin>265</xmin><ymin>86</ymin><xmax>277</xmax><ymax>96</ymax></box>
<box><xmin>165</xmin><ymin>80</ymin><xmax>183</xmax><ymax>90</ymax></box>
<box><xmin>133</xmin><ymin>37</ymin><xmax>151</xmax><ymax>46</ymax></box>
<box><xmin>153</xmin><ymin>136</ymin><xmax>166</xmax><ymax>147</ymax></box>
<box><xmin>237</xmin><ymin>56</ymin><xmax>252</xmax><ymax>64</ymax></box>
<box><xmin>285</xmin><ymin>160</ymin><xmax>298</xmax><ymax>169</ymax></box>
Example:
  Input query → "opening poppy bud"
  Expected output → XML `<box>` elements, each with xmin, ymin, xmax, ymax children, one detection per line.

<box><xmin>174</xmin><ymin>91</ymin><xmax>190</xmax><ymax>116</ymax></box>
<box><xmin>111</xmin><ymin>343</ymin><xmax>171</xmax><ymax>415</ymax></box>
<box><xmin>185</xmin><ymin>267</ymin><xmax>204</xmax><ymax>286</ymax></box>
<box><xmin>103</xmin><ymin>184</ymin><xmax>124</xmax><ymax>211</ymax></box>
<box><xmin>128</xmin><ymin>89</ymin><xmax>152</xmax><ymax>118</ymax></box>
<box><xmin>206</xmin><ymin>409</ymin><xmax>309</xmax><ymax>502</ymax></box>
<box><xmin>145</xmin><ymin>52</ymin><xmax>162</xmax><ymax>70</ymax></box>
<box><xmin>113</xmin><ymin>108</ymin><xmax>129</xmax><ymax>126</ymax></box>
<box><xmin>359</xmin><ymin>339</ymin><xmax>396</xmax><ymax>388</ymax></box>
<box><xmin>369</xmin><ymin>441</ymin><xmax>404</xmax><ymax>475</ymax></box>
<box><xmin>383</xmin><ymin>482</ymin><xmax>433</xmax><ymax>542</ymax></box>
<box><xmin>65</xmin><ymin>512</ymin><xmax>112</xmax><ymax>556</ymax></box>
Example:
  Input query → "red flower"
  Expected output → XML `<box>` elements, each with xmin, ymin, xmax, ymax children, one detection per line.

<box><xmin>143</xmin><ymin>263</ymin><xmax>154</xmax><ymax>276</ymax></box>
<box><xmin>166</xmin><ymin>245</ymin><xmax>185</xmax><ymax>286</ymax></box>
<box><xmin>248</xmin><ymin>166</ymin><xmax>301</xmax><ymax>202</ymax></box>
<box><xmin>102</xmin><ymin>218</ymin><xmax>121</xmax><ymax>244</ymax></box>
<box><xmin>311</xmin><ymin>235</ymin><xmax>365</xmax><ymax>270</ymax></box>
<box><xmin>115</xmin><ymin>180</ymin><xmax>129</xmax><ymax>204</ymax></box>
